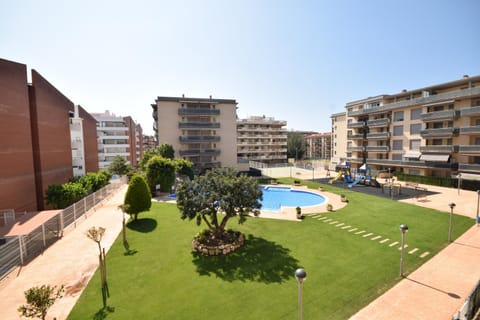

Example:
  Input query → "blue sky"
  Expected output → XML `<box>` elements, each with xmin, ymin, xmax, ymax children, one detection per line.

<box><xmin>1</xmin><ymin>0</ymin><xmax>479</xmax><ymax>135</ymax></box>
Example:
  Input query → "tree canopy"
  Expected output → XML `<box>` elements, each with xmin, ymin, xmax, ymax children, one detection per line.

<box><xmin>108</xmin><ymin>156</ymin><xmax>130</xmax><ymax>175</ymax></box>
<box><xmin>139</xmin><ymin>144</ymin><xmax>175</xmax><ymax>171</ymax></box>
<box><xmin>18</xmin><ymin>285</ymin><xmax>64</xmax><ymax>320</ymax></box>
<box><xmin>146</xmin><ymin>156</ymin><xmax>176</xmax><ymax>193</ymax></box>
<box><xmin>287</xmin><ymin>131</ymin><xmax>306</xmax><ymax>160</ymax></box>
<box><xmin>176</xmin><ymin>167</ymin><xmax>262</xmax><ymax>236</ymax></box>
<box><xmin>124</xmin><ymin>175</ymin><xmax>152</xmax><ymax>220</ymax></box>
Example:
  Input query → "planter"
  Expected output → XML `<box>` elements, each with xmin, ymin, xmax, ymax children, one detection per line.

<box><xmin>340</xmin><ymin>195</ymin><xmax>347</xmax><ymax>202</ymax></box>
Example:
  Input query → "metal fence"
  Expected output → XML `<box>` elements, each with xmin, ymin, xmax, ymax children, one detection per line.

<box><xmin>0</xmin><ymin>179</ymin><xmax>125</xmax><ymax>281</ymax></box>
<box><xmin>453</xmin><ymin>279</ymin><xmax>480</xmax><ymax>320</ymax></box>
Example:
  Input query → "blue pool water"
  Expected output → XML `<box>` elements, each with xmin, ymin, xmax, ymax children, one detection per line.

<box><xmin>260</xmin><ymin>186</ymin><xmax>326</xmax><ymax>211</ymax></box>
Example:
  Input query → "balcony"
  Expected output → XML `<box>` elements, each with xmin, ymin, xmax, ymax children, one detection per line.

<box><xmin>179</xmin><ymin>149</ymin><xmax>221</xmax><ymax>156</ymax></box>
<box><xmin>420</xmin><ymin>110</ymin><xmax>458</xmax><ymax>122</ymax></box>
<box><xmin>420</xmin><ymin>127</ymin><xmax>458</xmax><ymax>138</ymax></box>
<box><xmin>366</xmin><ymin>146</ymin><xmax>390</xmax><ymax>152</ymax></box>
<box><xmin>459</xmin><ymin>125</ymin><xmax>480</xmax><ymax>135</ymax></box>
<box><xmin>179</xmin><ymin>135</ymin><xmax>220</xmax><ymax>143</ymax></box>
<box><xmin>347</xmin><ymin>134</ymin><xmax>364</xmax><ymax>140</ymax></box>
<box><xmin>178</xmin><ymin>108</ymin><xmax>220</xmax><ymax>115</ymax></box>
<box><xmin>347</xmin><ymin>121</ymin><xmax>366</xmax><ymax>129</ymax></box>
<box><xmin>460</xmin><ymin>106</ymin><xmax>480</xmax><ymax>116</ymax></box>
<box><xmin>347</xmin><ymin>146</ymin><xmax>365</xmax><ymax>152</ymax></box>
<box><xmin>367</xmin><ymin>118</ymin><xmax>390</xmax><ymax>127</ymax></box>
<box><xmin>458</xmin><ymin>145</ymin><xmax>480</xmax><ymax>153</ymax></box>
<box><xmin>419</xmin><ymin>145</ymin><xmax>458</xmax><ymax>153</ymax></box>
<box><xmin>178</xmin><ymin>122</ymin><xmax>220</xmax><ymax>129</ymax></box>
<box><xmin>347</xmin><ymin>158</ymin><xmax>458</xmax><ymax>169</ymax></box>
<box><xmin>366</xmin><ymin>132</ymin><xmax>391</xmax><ymax>140</ymax></box>
<box><xmin>458</xmin><ymin>163</ymin><xmax>480</xmax><ymax>173</ymax></box>
<box><xmin>349</xmin><ymin>87</ymin><xmax>480</xmax><ymax>116</ymax></box>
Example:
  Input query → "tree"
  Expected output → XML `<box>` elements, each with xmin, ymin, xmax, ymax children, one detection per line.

<box><xmin>174</xmin><ymin>158</ymin><xmax>194</xmax><ymax>180</ymax></box>
<box><xmin>287</xmin><ymin>131</ymin><xmax>306</xmax><ymax>160</ymax></box>
<box><xmin>86</xmin><ymin>227</ymin><xmax>108</xmax><ymax>307</ymax></box>
<box><xmin>45</xmin><ymin>182</ymin><xmax>87</xmax><ymax>209</ymax></box>
<box><xmin>123</xmin><ymin>175</ymin><xmax>152</xmax><ymax>220</ymax></box>
<box><xmin>146</xmin><ymin>156</ymin><xmax>176</xmax><ymax>193</ymax></box>
<box><xmin>108</xmin><ymin>156</ymin><xmax>129</xmax><ymax>175</ymax></box>
<box><xmin>138</xmin><ymin>144</ymin><xmax>175</xmax><ymax>171</ymax></box>
<box><xmin>18</xmin><ymin>285</ymin><xmax>64</xmax><ymax>320</ymax></box>
<box><xmin>176</xmin><ymin>167</ymin><xmax>262</xmax><ymax>237</ymax></box>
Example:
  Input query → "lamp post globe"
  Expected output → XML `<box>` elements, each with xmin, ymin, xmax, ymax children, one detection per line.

<box><xmin>295</xmin><ymin>268</ymin><xmax>307</xmax><ymax>282</ymax></box>
<box><xmin>448</xmin><ymin>202</ymin><xmax>456</xmax><ymax>242</ymax></box>
<box><xmin>399</xmin><ymin>224</ymin><xmax>408</xmax><ymax>277</ymax></box>
<box><xmin>295</xmin><ymin>268</ymin><xmax>307</xmax><ymax>320</ymax></box>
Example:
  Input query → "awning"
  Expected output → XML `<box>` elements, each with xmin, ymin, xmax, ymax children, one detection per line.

<box><xmin>359</xmin><ymin>164</ymin><xmax>368</xmax><ymax>170</ymax></box>
<box><xmin>455</xmin><ymin>173</ymin><xmax>480</xmax><ymax>181</ymax></box>
<box><xmin>420</xmin><ymin>154</ymin><xmax>450</xmax><ymax>162</ymax></box>
<box><xmin>403</xmin><ymin>151</ymin><xmax>421</xmax><ymax>159</ymax></box>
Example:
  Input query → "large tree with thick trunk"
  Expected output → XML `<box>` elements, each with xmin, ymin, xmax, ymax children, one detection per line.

<box><xmin>176</xmin><ymin>168</ymin><xmax>262</xmax><ymax>238</ymax></box>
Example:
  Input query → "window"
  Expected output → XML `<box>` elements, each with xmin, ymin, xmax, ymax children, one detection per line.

<box><xmin>410</xmin><ymin>139</ymin><xmax>421</xmax><ymax>150</ymax></box>
<box><xmin>392</xmin><ymin>140</ymin><xmax>403</xmax><ymax>150</ymax></box>
<box><xmin>410</xmin><ymin>108</ymin><xmax>422</xmax><ymax>120</ymax></box>
<box><xmin>393</xmin><ymin>111</ymin><xmax>404</xmax><ymax>122</ymax></box>
<box><xmin>393</xmin><ymin>125</ymin><xmax>403</xmax><ymax>136</ymax></box>
<box><xmin>392</xmin><ymin>153</ymin><xmax>403</xmax><ymax>160</ymax></box>
<box><xmin>410</xmin><ymin>123</ymin><xmax>422</xmax><ymax>135</ymax></box>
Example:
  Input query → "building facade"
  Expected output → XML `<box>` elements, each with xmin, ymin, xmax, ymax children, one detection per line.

<box><xmin>142</xmin><ymin>135</ymin><xmax>157</xmax><ymax>151</ymax></box>
<box><xmin>330</xmin><ymin>112</ymin><xmax>347</xmax><ymax>165</ymax></box>
<box><xmin>332</xmin><ymin>75</ymin><xmax>480</xmax><ymax>177</ymax></box>
<box><xmin>0</xmin><ymin>58</ymin><xmax>98</xmax><ymax>211</ymax></box>
<box><xmin>237</xmin><ymin>116</ymin><xmax>288</xmax><ymax>164</ymax></box>
<box><xmin>152</xmin><ymin>95</ymin><xmax>238</xmax><ymax>172</ymax></box>
<box><xmin>304</xmin><ymin>132</ymin><xmax>332</xmax><ymax>159</ymax></box>
<box><xmin>92</xmin><ymin>111</ymin><xmax>143</xmax><ymax>169</ymax></box>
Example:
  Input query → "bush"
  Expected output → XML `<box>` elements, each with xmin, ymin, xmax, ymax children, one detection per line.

<box><xmin>146</xmin><ymin>156</ymin><xmax>176</xmax><ymax>193</ymax></box>
<box><xmin>327</xmin><ymin>203</ymin><xmax>333</xmax><ymax>211</ymax></box>
<box><xmin>124</xmin><ymin>175</ymin><xmax>152</xmax><ymax>220</ymax></box>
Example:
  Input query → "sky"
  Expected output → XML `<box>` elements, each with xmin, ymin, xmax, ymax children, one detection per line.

<box><xmin>1</xmin><ymin>0</ymin><xmax>479</xmax><ymax>135</ymax></box>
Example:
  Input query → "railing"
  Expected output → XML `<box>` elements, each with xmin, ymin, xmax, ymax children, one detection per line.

<box><xmin>420</xmin><ymin>145</ymin><xmax>458</xmax><ymax>153</ymax></box>
<box><xmin>347</xmin><ymin>121</ymin><xmax>366</xmax><ymax>129</ymax></box>
<box><xmin>367</xmin><ymin>132</ymin><xmax>391</xmax><ymax>139</ymax></box>
<box><xmin>179</xmin><ymin>149</ymin><xmax>221</xmax><ymax>156</ymax></box>
<box><xmin>346</xmin><ymin>158</ymin><xmax>458</xmax><ymax>169</ymax></box>
<box><xmin>459</xmin><ymin>126</ymin><xmax>480</xmax><ymax>134</ymax></box>
<box><xmin>179</xmin><ymin>135</ymin><xmax>220</xmax><ymax>143</ymax></box>
<box><xmin>347</xmin><ymin>134</ymin><xmax>364</xmax><ymax>140</ymax></box>
<box><xmin>178</xmin><ymin>108</ymin><xmax>220</xmax><ymax>115</ymax></box>
<box><xmin>459</xmin><ymin>163</ymin><xmax>480</xmax><ymax>173</ymax></box>
<box><xmin>420</xmin><ymin>127</ymin><xmax>458</xmax><ymax>137</ymax></box>
<box><xmin>367</xmin><ymin>118</ymin><xmax>390</xmax><ymax>127</ymax></box>
<box><xmin>458</xmin><ymin>145</ymin><xmax>480</xmax><ymax>153</ymax></box>
<box><xmin>460</xmin><ymin>106</ymin><xmax>480</xmax><ymax>116</ymax></box>
<box><xmin>0</xmin><ymin>179</ymin><xmax>126</xmax><ymax>281</ymax></box>
<box><xmin>421</xmin><ymin>110</ymin><xmax>458</xmax><ymax>122</ymax></box>
<box><xmin>366</xmin><ymin>146</ymin><xmax>390</xmax><ymax>152</ymax></box>
<box><xmin>178</xmin><ymin>122</ymin><xmax>220</xmax><ymax>129</ymax></box>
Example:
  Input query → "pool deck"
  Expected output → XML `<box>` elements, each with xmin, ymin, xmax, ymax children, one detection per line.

<box><xmin>154</xmin><ymin>184</ymin><xmax>347</xmax><ymax>221</ymax></box>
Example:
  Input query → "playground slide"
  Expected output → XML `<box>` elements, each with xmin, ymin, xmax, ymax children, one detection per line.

<box><xmin>370</xmin><ymin>179</ymin><xmax>381</xmax><ymax>188</ymax></box>
<box><xmin>348</xmin><ymin>175</ymin><xmax>363</xmax><ymax>188</ymax></box>
<box><xmin>328</xmin><ymin>172</ymin><xmax>343</xmax><ymax>184</ymax></box>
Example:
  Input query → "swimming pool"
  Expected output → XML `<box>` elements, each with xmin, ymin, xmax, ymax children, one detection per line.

<box><xmin>260</xmin><ymin>186</ymin><xmax>326</xmax><ymax>211</ymax></box>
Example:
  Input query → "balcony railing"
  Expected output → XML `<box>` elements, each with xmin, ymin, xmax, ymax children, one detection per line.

<box><xmin>179</xmin><ymin>135</ymin><xmax>220</xmax><ymax>143</ymax></box>
<box><xmin>178</xmin><ymin>122</ymin><xmax>220</xmax><ymax>129</ymax></box>
<box><xmin>347</xmin><ymin>158</ymin><xmax>458</xmax><ymax>169</ymax></box>
<box><xmin>458</xmin><ymin>163</ymin><xmax>480</xmax><ymax>173</ymax></box>
<box><xmin>367</xmin><ymin>118</ymin><xmax>390</xmax><ymax>127</ymax></box>
<box><xmin>419</xmin><ymin>145</ymin><xmax>459</xmax><ymax>153</ymax></box>
<box><xmin>347</xmin><ymin>134</ymin><xmax>364</xmax><ymax>140</ymax></box>
<box><xmin>420</xmin><ymin>110</ymin><xmax>458</xmax><ymax>122</ymax></box>
<box><xmin>459</xmin><ymin>126</ymin><xmax>480</xmax><ymax>135</ymax></box>
<box><xmin>460</xmin><ymin>106</ymin><xmax>480</xmax><ymax>116</ymax></box>
<box><xmin>347</xmin><ymin>146</ymin><xmax>365</xmax><ymax>152</ymax></box>
<box><xmin>458</xmin><ymin>145</ymin><xmax>480</xmax><ymax>153</ymax></box>
<box><xmin>347</xmin><ymin>121</ymin><xmax>366</xmax><ymax>129</ymax></box>
<box><xmin>179</xmin><ymin>149</ymin><xmax>221</xmax><ymax>156</ymax></box>
<box><xmin>420</xmin><ymin>127</ymin><xmax>458</xmax><ymax>137</ymax></box>
<box><xmin>366</xmin><ymin>132</ymin><xmax>391</xmax><ymax>139</ymax></box>
<box><xmin>178</xmin><ymin>108</ymin><xmax>220</xmax><ymax>115</ymax></box>
<box><xmin>348</xmin><ymin>87</ymin><xmax>480</xmax><ymax>116</ymax></box>
<box><xmin>366</xmin><ymin>146</ymin><xmax>390</xmax><ymax>152</ymax></box>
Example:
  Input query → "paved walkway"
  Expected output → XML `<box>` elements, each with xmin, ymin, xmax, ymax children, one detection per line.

<box><xmin>0</xmin><ymin>184</ymin><xmax>127</xmax><ymax>320</ymax></box>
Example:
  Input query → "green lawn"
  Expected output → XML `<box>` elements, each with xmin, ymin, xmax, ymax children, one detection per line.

<box><xmin>68</xmin><ymin>182</ymin><xmax>474</xmax><ymax>320</ymax></box>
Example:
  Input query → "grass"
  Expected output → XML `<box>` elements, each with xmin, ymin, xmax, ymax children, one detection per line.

<box><xmin>68</xmin><ymin>181</ymin><xmax>474</xmax><ymax>319</ymax></box>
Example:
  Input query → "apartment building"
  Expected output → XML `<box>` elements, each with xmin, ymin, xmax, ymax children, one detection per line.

<box><xmin>332</xmin><ymin>75</ymin><xmax>480</xmax><ymax>177</ymax></box>
<box><xmin>92</xmin><ymin>111</ymin><xmax>143</xmax><ymax>169</ymax></box>
<box><xmin>304</xmin><ymin>132</ymin><xmax>332</xmax><ymax>159</ymax></box>
<box><xmin>330</xmin><ymin>112</ymin><xmax>347</xmax><ymax>164</ymax></box>
<box><xmin>152</xmin><ymin>95</ymin><xmax>238</xmax><ymax>172</ymax></box>
<box><xmin>237</xmin><ymin>116</ymin><xmax>288</xmax><ymax>164</ymax></box>
<box><xmin>142</xmin><ymin>135</ymin><xmax>157</xmax><ymax>151</ymax></box>
<box><xmin>0</xmin><ymin>58</ymin><xmax>98</xmax><ymax>211</ymax></box>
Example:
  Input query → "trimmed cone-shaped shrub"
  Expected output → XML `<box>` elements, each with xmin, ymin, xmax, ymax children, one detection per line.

<box><xmin>124</xmin><ymin>175</ymin><xmax>151</xmax><ymax>220</ymax></box>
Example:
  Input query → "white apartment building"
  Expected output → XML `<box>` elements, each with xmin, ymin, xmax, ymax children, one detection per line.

<box><xmin>237</xmin><ymin>116</ymin><xmax>288</xmax><ymax>164</ymax></box>
<box><xmin>70</xmin><ymin>105</ymin><xmax>86</xmax><ymax>177</ymax></box>
<box><xmin>152</xmin><ymin>95</ymin><xmax>238</xmax><ymax>172</ymax></box>
<box><xmin>331</xmin><ymin>75</ymin><xmax>480</xmax><ymax>177</ymax></box>
<box><xmin>304</xmin><ymin>132</ymin><xmax>332</xmax><ymax>160</ymax></box>
<box><xmin>92</xmin><ymin>111</ymin><xmax>132</xmax><ymax>169</ymax></box>
<box><xmin>330</xmin><ymin>112</ymin><xmax>347</xmax><ymax>165</ymax></box>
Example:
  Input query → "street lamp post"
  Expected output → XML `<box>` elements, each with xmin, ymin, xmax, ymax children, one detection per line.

<box><xmin>476</xmin><ymin>190</ymin><xmax>480</xmax><ymax>225</ymax></box>
<box><xmin>312</xmin><ymin>167</ymin><xmax>315</xmax><ymax>182</ymax></box>
<box><xmin>295</xmin><ymin>268</ymin><xmax>307</xmax><ymax>320</ymax></box>
<box><xmin>457</xmin><ymin>173</ymin><xmax>462</xmax><ymax>195</ymax></box>
<box><xmin>448</xmin><ymin>202</ymin><xmax>456</xmax><ymax>242</ymax></box>
<box><xmin>399</xmin><ymin>224</ymin><xmax>409</xmax><ymax>277</ymax></box>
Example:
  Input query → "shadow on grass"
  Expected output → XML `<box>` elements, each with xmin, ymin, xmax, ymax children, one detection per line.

<box><xmin>192</xmin><ymin>234</ymin><xmax>299</xmax><ymax>283</ymax></box>
<box><xmin>123</xmin><ymin>240</ymin><xmax>138</xmax><ymax>256</ymax></box>
<box><xmin>127</xmin><ymin>218</ymin><xmax>157</xmax><ymax>233</ymax></box>
<box><xmin>93</xmin><ymin>305</ymin><xmax>115</xmax><ymax>320</ymax></box>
